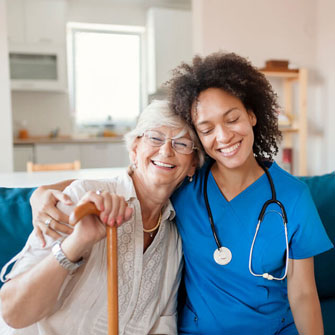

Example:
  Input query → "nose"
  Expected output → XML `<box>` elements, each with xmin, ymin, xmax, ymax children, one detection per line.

<box><xmin>215</xmin><ymin>125</ymin><xmax>234</xmax><ymax>143</ymax></box>
<box><xmin>159</xmin><ymin>139</ymin><xmax>174</xmax><ymax>156</ymax></box>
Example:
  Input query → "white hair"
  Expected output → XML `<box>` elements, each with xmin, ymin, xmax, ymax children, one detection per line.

<box><xmin>124</xmin><ymin>100</ymin><xmax>205</xmax><ymax>167</ymax></box>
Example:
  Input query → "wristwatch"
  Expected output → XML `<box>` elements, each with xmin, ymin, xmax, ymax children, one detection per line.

<box><xmin>52</xmin><ymin>240</ymin><xmax>84</xmax><ymax>273</ymax></box>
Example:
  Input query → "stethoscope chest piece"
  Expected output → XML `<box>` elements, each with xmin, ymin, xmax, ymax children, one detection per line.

<box><xmin>214</xmin><ymin>247</ymin><xmax>232</xmax><ymax>265</ymax></box>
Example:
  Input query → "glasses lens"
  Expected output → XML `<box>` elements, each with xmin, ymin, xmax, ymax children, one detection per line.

<box><xmin>145</xmin><ymin>130</ymin><xmax>165</xmax><ymax>146</ymax></box>
<box><xmin>172</xmin><ymin>138</ymin><xmax>194</xmax><ymax>154</ymax></box>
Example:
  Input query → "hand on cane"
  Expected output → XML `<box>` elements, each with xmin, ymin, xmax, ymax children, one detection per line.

<box><xmin>61</xmin><ymin>191</ymin><xmax>133</xmax><ymax>266</ymax></box>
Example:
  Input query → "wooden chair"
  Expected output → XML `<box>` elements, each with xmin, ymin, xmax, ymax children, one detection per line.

<box><xmin>26</xmin><ymin>160</ymin><xmax>81</xmax><ymax>172</ymax></box>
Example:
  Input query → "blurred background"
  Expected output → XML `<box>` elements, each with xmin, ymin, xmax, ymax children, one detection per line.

<box><xmin>0</xmin><ymin>0</ymin><xmax>334</xmax><ymax>176</ymax></box>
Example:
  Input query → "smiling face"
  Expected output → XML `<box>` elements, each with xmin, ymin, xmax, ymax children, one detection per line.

<box><xmin>193</xmin><ymin>88</ymin><xmax>257</xmax><ymax>171</ymax></box>
<box><xmin>130</xmin><ymin>126</ymin><xmax>197</xmax><ymax>191</ymax></box>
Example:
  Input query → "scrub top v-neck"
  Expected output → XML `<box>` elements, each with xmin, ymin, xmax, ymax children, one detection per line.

<box><xmin>171</xmin><ymin>160</ymin><xmax>333</xmax><ymax>335</ymax></box>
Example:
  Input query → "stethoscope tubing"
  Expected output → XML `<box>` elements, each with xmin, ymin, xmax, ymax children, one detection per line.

<box><xmin>203</xmin><ymin>159</ymin><xmax>289</xmax><ymax>280</ymax></box>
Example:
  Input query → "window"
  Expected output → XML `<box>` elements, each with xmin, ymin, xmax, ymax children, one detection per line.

<box><xmin>68</xmin><ymin>23</ymin><xmax>144</xmax><ymax>127</ymax></box>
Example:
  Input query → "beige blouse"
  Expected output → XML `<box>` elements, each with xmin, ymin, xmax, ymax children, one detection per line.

<box><xmin>0</xmin><ymin>172</ymin><xmax>183</xmax><ymax>335</ymax></box>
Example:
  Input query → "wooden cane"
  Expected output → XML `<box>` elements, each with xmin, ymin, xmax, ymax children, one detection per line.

<box><xmin>69</xmin><ymin>202</ymin><xmax>118</xmax><ymax>335</ymax></box>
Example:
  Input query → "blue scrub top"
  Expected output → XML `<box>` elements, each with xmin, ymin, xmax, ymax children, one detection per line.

<box><xmin>172</xmin><ymin>160</ymin><xmax>333</xmax><ymax>335</ymax></box>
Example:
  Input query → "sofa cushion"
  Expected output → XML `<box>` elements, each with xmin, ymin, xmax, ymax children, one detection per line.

<box><xmin>0</xmin><ymin>187</ymin><xmax>35</xmax><ymax>287</ymax></box>
<box><xmin>299</xmin><ymin>172</ymin><xmax>335</xmax><ymax>299</ymax></box>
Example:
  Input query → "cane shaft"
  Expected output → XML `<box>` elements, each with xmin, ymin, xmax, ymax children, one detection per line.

<box><xmin>70</xmin><ymin>202</ymin><xmax>119</xmax><ymax>335</ymax></box>
<box><xmin>107</xmin><ymin>226</ymin><xmax>118</xmax><ymax>335</ymax></box>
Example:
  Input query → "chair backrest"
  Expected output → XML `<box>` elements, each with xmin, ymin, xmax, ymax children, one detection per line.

<box><xmin>26</xmin><ymin>160</ymin><xmax>81</xmax><ymax>172</ymax></box>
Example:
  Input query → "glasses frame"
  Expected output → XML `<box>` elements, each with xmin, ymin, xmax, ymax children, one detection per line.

<box><xmin>142</xmin><ymin>130</ymin><xmax>197</xmax><ymax>155</ymax></box>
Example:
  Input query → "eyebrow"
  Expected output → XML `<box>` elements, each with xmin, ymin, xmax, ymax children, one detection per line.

<box><xmin>195</xmin><ymin>107</ymin><xmax>239</xmax><ymax>127</ymax></box>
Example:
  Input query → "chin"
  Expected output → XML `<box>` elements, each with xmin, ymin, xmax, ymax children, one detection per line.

<box><xmin>216</xmin><ymin>154</ymin><xmax>251</xmax><ymax>170</ymax></box>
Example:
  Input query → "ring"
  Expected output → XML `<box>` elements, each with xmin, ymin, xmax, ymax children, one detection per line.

<box><xmin>45</xmin><ymin>218</ymin><xmax>52</xmax><ymax>228</ymax></box>
<box><xmin>96</xmin><ymin>190</ymin><xmax>103</xmax><ymax>195</ymax></box>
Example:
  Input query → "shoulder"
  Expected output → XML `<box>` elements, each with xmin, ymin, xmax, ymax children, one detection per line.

<box><xmin>269</xmin><ymin>161</ymin><xmax>310</xmax><ymax>202</ymax></box>
<box><xmin>171</xmin><ymin>160</ymin><xmax>211</xmax><ymax>205</ymax></box>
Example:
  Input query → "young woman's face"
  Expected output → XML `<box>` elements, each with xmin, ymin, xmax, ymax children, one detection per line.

<box><xmin>192</xmin><ymin>88</ymin><xmax>256</xmax><ymax>170</ymax></box>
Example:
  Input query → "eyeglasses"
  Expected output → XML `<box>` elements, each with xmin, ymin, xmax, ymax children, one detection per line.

<box><xmin>143</xmin><ymin>130</ymin><xmax>197</xmax><ymax>155</ymax></box>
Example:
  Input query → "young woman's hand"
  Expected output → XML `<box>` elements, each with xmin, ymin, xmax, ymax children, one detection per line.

<box><xmin>30</xmin><ymin>185</ymin><xmax>74</xmax><ymax>247</ymax></box>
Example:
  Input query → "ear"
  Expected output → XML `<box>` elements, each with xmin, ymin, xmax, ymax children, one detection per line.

<box><xmin>129</xmin><ymin>137</ymin><xmax>140</xmax><ymax>165</ymax></box>
<box><xmin>248</xmin><ymin>110</ymin><xmax>257</xmax><ymax>126</ymax></box>
<box><xmin>187</xmin><ymin>157</ymin><xmax>198</xmax><ymax>178</ymax></box>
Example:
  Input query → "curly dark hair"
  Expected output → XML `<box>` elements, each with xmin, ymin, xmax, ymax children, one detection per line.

<box><xmin>168</xmin><ymin>52</ymin><xmax>282</xmax><ymax>160</ymax></box>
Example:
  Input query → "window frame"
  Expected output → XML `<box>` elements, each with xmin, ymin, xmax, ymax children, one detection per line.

<box><xmin>67</xmin><ymin>22</ymin><xmax>146</xmax><ymax>129</ymax></box>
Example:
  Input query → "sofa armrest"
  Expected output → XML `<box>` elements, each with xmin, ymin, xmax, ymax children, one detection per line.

<box><xmin>0</xmin><ymin>187</ymin><xmax>36</xmax><ymax>287</ymax></box>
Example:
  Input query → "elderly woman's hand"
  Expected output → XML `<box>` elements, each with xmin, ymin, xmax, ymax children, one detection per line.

<box><xmin>75</xmin><ymin>190</ymin><xmax>134</xmax><ymax>228</ymax></box>
<box><xmin>30</xmin><ymin>185</ymin><xmax>74</xmax><ymax>247</ymax></box>
<box><xmin>61</xmin><ymin>191</ymin><xmax>134</xmax><ymax>258</ymax></box>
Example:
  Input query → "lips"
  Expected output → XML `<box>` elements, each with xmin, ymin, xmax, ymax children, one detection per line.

<box><xmin>152</xmin><ymin>160</ymin><xmax>176</xmax><ymax>169</ymax></box>
<box><xmin>218</xmin><ymin>141</ymin><xmax>241</xmax><ymax>156</ymax></box>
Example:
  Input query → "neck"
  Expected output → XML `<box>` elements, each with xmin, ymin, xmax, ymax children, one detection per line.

<box><xmin>130</xmin><ymin>172</ymin><xmax>171</xmax><ymax>222</ymax></box>
<box><xmin>211</xmin><ymin>155</ymin><xmax>264</xmax><ymax>201</ymax></box>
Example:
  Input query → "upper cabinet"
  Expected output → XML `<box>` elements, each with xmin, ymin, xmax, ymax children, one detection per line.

<box><xmin>6</xmin><ymin>0</ymin><xmax>67</xmax><ymax>91</ymax></box>
<box><xmin>6</xmin><ymin>0</ymin><xmax>67</xmax><ymax>46</ymax></box>
<box><xmin>147</xmin><ymin>8</ymin><xmax>192</xmax><ymax>94</ymax></box>
<box><xmin>6</xmin><ymin>0</ymin><xmax>25</xmax><ymax>45</ymax></box>
<box><xmin>24</xmin><ymin>0</ymin><xmax>66</xmax><ymax>45</ymax></box>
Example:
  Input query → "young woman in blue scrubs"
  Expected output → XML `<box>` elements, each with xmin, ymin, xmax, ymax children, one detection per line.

<box><xmin>168</xmin><ymin>52</ymin><xmax>333</xmax><ymax>334</ymax></box>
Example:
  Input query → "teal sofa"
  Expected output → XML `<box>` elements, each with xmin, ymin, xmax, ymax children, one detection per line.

<box><xmin>0</xmin><ymin>173</ymin><xmax>334</xmax><ymax>334</ymax></box>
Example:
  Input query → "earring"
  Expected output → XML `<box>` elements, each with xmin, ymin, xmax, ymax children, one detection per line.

<box><xmin>188</xmin><ymin>175</ymin><xmax>193</xmax><ymax>182</ymax></box>
<box><xmin>127</xmin><ymin>162</ymin><xmax>137</xmax><ymax>175</ymax></box>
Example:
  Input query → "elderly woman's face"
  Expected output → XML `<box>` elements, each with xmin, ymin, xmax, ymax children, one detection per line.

<box><xmin>131</xmin><ymin>126</ymin><xmax>197</xmax><ymax>189</ymax></box>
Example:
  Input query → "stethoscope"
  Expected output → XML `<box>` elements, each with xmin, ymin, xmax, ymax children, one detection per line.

<box><xmin>204</xmin><ymin>159</ymin><xmax>289</xmax><ymax>281</ymax></box>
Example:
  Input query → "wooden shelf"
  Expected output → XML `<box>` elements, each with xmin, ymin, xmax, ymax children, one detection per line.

<box><xmin>260</xmin><ymin>70</ymin><xmax>299</xmax><ymax>80</ymax></box>
<box><xmin>279</xmin><ymin>127</ymin><xmax>299</xmax><ymax>133</ymax></box>
<box><xmin>261</xmin><ymin>68</ymin><xmax>308</xmax><ymax>175</ymax></box>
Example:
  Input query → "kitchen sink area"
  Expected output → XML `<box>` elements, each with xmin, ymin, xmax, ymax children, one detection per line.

<box><xmin>13</xmin><ymin>135</ymin><xmax>129</xmax><ymax>171</ymax></box>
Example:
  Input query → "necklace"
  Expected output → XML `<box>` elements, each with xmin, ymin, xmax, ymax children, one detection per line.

<box><xmin>143</xmin><ymin>212</ymin><xmax>162</xmax><ymax>238</ymax></box>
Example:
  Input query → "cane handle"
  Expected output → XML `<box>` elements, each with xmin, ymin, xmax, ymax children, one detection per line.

<box><xmin>69</xmin><ymin>202</ymin><xmax>101</xmax><ymax>225</ymax></box>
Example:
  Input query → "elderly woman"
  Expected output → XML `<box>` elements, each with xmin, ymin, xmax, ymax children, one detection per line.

<box><xmin>0</xmin><ymin>100</ymin><xmax>204</xmax><ymax>335</ymax></box>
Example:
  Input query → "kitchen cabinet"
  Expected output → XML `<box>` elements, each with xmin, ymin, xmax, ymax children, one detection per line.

<box><xmin>35</xmin><ymin>144</ymin><xmax>80</xmax><ymax>164</ymax></box>
<box><xmin>13</xmin><ymin>141</ymin><xmax>130</xmax><ymax>171</ymax></box>
<box><xmin>6</xmin><ymin>0</ymin><xmax>67</xmax><ymax>91</ymax></box>
<box><xmin>6</xmin><ymin>0</ymin><xmax>25</xmax><ymax>45</ymax></box>
<box><xmin>13</xmin><ymin>145</ymin><xmax>34</xmax><ymax>171</ymax></box>
<box><xmin>80</xmin><ymin>143</ymin><xmax>129</xmax><ymax>168</ymax></box>
<box><xmin>6</xmin><ymin>0</ymin><xmax>66</xmax><ymax>46</ymax></box>
<box><xmin>24</xmin><ymin>0</ymin><xmax>66</xmax><ymax>45</ymax></box>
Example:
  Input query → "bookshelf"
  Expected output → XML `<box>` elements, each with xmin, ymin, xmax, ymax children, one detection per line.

<box><xmin>260</xmin><ymin>68</ymin><xmax>308</xmax><ymax>176</ymax></box>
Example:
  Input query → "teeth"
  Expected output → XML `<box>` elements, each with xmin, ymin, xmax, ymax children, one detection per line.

<box><xmin>219</xmin><ymin>142</ymin><xmax>240</xmax><ymax>153</ymax></box>
<box><xmin>153</xmin><ymin>161</ymin><xmax>175</xmax><ymax>168</ymax></box>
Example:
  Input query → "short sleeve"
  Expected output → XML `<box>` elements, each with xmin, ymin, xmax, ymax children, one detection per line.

<box><xmin>289</xmin><ymin>185</ymin><xmax>334</xmax><ymax>259</ymax></box>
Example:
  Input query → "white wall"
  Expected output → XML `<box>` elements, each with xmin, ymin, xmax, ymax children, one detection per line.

<box><xmin>67</xmin><ymin>0</ymin><xmax>146</xmax><ymax>26</ymax></box>
<box><xmin>192</xmin><ymin>0</ymin><xmax>334</xmax><ymax>175</ymax></box>
<box><xmin>0</xmin><ymin>0</ymin><xmax>13</xmax><ymax>172</ymax></box>
<box><xmin>147</xmin><ymin>7</ymin><xmax>192</xmax><ymax>93</ymax></box>
<box><xmin>315</xmin><ymin>0</ymin><xmax>335</xmax><ymax>173</ymax></box>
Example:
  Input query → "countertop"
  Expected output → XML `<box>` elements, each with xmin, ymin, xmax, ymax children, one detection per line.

<box><xmin>14</xmin><ymin>136</ymin><xmax>125</xmax><ymax>145</ymax></box>
<box><xmin>0</xmin><ymin>168</ymin><xmax>126</xmax><ymax>187</ymax></box>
